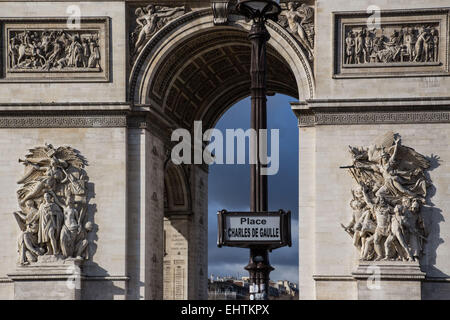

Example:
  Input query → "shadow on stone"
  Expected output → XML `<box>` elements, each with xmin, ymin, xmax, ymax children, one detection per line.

<box><xmin>420</xmin><ymin>153</ymin><xmax>446</xmax><ymax>277</ymax></box>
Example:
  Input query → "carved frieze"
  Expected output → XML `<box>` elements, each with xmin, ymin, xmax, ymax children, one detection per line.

<box><xmin>1</xmin><ymin>18</ymin><xmax>109</xmax><ymax>82</ymax></box>
<box><xmin>334</xmin><ymin>9</ymin><xmax>450</xmax><ymax>78</ymax></box>
<box><xmin>297</xmin><ymin>110</ymin><xmax>450</xmax><ymax>127</ymax></box>
<box><xmin>341</xmin><ymin>132</ymin><xmax>432</xmax><ymax>262</ymax></box>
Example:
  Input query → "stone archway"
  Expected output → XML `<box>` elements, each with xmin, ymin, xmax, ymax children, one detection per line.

<box><xmin>129</xmin><ymin>8</ymin><xmax>315</xmax><ymax>299</ymax></box>
<box><xmin>163</xmin><ymin>162</ymin><xmax>191</xmax><ymax>300</ymax></box>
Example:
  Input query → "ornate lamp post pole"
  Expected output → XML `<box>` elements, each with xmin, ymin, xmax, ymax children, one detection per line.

<box><xmin>236</xmin><ymin>0</ymin><xmax>281</xmax><ymax>300</ymax></box>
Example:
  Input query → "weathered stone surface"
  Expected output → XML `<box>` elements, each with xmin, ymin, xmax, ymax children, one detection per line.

<box><xmin>0</xmin><ymin>128</ymin><xmax>127</xmax><ymax>299</ymax></box>
<box><xmin>0</xmin><ymin>0</ymin><xmax>450</xmax><ymax>301</ymax></box>
<box><xmin>8</xmin><ymin>258</ymin><xmax>83</xmax><ymax>300</ymax></box>
<box><xmin>352</xmin><ymin>261</ymin><xmax>425</xmax><ymax>299</ymax></box>
<box><xmin>300</xmin><ymin>123</ymin><xmax>450</xmax><ymax>300</ymax></box>
<box><xmin>0</xmin><ymin>1</ymin><xmax>126</xmax><ymax>103</ymax></box>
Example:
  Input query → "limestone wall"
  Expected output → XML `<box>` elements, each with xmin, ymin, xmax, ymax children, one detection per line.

<box><xmin>315</xmin><ymin>0</ymin><xmax>450</xmax><ymax>99</ymax></box>
<box><xmin>299</xmin><ymin>123</ymin><xmax>450</xmax><ymax>299</ymax></box>
<box><xmin>0</xmin><ymin>1</ymin><xmax>126</xmax><ymax>103</ymax></box>
<box><xmin>126</xmin><ymin>128</ymin><xmax>165</xmax><ymax>300</ymax></box>
<box><xmin>0</xmin><ymin>127</ymin><xmax>128</xmax><ymax>299</ymax></box>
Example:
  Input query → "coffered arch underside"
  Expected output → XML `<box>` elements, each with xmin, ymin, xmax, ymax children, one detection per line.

<box><xmin>130</xmin><ymin>10</ymin><xmax>315</xmax><ymax>130</ymax></box>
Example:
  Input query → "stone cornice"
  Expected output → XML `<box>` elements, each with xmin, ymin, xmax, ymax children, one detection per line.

<box><xmin>0</xmin><ymin>102</ymin><xmax>131</xmax><ymax>111</ymax></box>
<box><xmin>302</xmin><ymin>97</ymin><xmax>450</xmax><ymax>109</ymax></box>
<box><xmin>292</xmin><ymin>98</ymin><xmax>450</xmax><ymax>127</ymax></box>
<box><xmin>313</xmin><ymin>275</ymin><xmax>450</xmax><ymax>282</ymax></box>
<box><xmin>0</xmin><ymin>112</ymin><xmax>128</xmax><ymax>128</ymax></box>
<box><xmin>0</xmin><ymin>107</ymin><xmax>173</xmax><ymax>140</ymax></box>
<box><xmin>313</xmin><ymin>275</ymin><xmax>354</xmax><ymax>281</ymax></box>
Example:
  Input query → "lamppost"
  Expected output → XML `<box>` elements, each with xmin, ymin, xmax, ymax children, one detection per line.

<box><xmin>236</xmin><ymin>0</ymin><xmax>281</xmax><ymax>300</ymax></box>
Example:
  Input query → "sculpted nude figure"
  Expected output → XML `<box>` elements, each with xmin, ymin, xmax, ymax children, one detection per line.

<box><xmin>133</xmin><ymin>5</ymin><xmax>184</xmax><ymax>55</ymax></box>
<box><xmin>279</xmin><ymin>2</ymin><xmax>314</xmax><ymax>59</ymax></box>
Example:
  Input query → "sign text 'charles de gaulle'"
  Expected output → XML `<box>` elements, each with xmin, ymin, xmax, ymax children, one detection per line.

<box><xmin>217</xmin><ymin>210</ymin><xmax>291</xmax><ymax>250</ymax></box>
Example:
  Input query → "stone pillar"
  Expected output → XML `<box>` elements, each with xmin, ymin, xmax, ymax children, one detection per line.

<box><xmin>162</xmin><ymin>164</ymin><xmax>208</xmax><ymax>300</ymax></box>
<box><xmin>8</xmin><ymin>258</ymin><xmax>82</xmax><ymax>300</ymax></box>
<box><xmin>298</xmin><ymin>125</ymin><xmax>316</xmax><ymax>300</ymax></box>
<box><xmin>126</xmin><ymin>127</ymin><xmax>165</xmax><ymax>299</ymax></box>
<box><xmin>188</xmin><ymin>165</ymin><xmax>208</xmax><ymax>300</ymax></box>
<box><xmin>352</xmin><ymin>261</ymin><xmax>426</xmax><ymax>300</ymax></box>
<box><xmin>163</xmin><ymin>216</ymin><xmax>189</xmax><ymax>300</ymax></box>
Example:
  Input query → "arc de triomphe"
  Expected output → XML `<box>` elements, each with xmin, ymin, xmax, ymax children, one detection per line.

<box><xmin>0</xmin><ymin>0</ymin><xmax>450</xmax><ymax>300</ymax></box>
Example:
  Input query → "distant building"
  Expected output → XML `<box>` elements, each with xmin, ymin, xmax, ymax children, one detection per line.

<box><xmin>208</xmin><ymin>276</ymin><xmax>249</xmax><ymax>300</ymax></box>
<box><xmin>208</xmin><ymin>275</ymin><xmax>298</xmax><ymax>300</ymax></box>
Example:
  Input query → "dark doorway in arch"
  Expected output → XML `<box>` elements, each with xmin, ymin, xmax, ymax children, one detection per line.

<box><xmin>207</xmin><ymin>94</ymin><xmax>299</xmax><ymax>300</ymax></box>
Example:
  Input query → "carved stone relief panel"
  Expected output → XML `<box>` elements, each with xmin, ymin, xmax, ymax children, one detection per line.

<box><xmin>1</xmin><ymin>18</ymin><xmax>110</xmax><ymax>82</ymax></box>
<box><xmin>13</xmin><ymin>143</ymin><xmax>93</xmax><ymax>265</ymax></box>
<box><xmin>333</xmin><ymin>9</ymin><xmax>450</xmax><ymax>78</ymax></box>
<box><xmin>340</xmin><ymin>132</ymin><xmax>433</xmax><ymax>262</ymax></box>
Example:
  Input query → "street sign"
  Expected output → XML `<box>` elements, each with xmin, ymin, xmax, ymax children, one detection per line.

<box><xmin>217</xmin><ymin>210</ymin><xmax>291</xmax><ymax>249</ymax></box>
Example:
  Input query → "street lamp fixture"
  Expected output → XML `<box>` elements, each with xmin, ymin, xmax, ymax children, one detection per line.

<box><xmin>236</xmin><ymin>0</ymin><xmax>281</xmax><ymax>22</ymax></box>
<box><xmin>235</xmin><ymin>0</ymin><xmax>282</xmax><ymax>301</ymax></box>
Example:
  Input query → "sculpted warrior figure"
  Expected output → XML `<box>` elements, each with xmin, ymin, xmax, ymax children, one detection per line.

<box><xmin>345</xmin><ymin>31</ymin><xmax>355</xmax><ymax>64</ymax></box>
<box><xmin>404</xmin><ymin>28</ymin><xmax>416</xmax><ymax>62</ymax></box>
<box><xmin>405</xmin><ymin>199</ymin><xmax>427</xmax><ymax>260</ymax></box>
<box><xmin>17</xmin><ymin>156</ymin><xmax>67</xmax><ymax>205</ymax></box>
<box><xmin>415</xmin><ymin>27</ymin><xmax>432</xmax><ymax>62</ymax></box>
<box><xmin>431</xmin><ymin>29</ymin><xmax>439</xmax><ymax>62</ymax></box>
<box><xmin>355</xmin><ymin>30</ymin><xmax>367</xmax><ymax>64</ymax></box>
<box><xmin>355</xmin><ymin>138</ymin><xmax>426</xmax><ymax>201</ymax></box>
<box><xmin>88</xmin><ymin>38</ymin><xmax>101</xmax><ymax>68</ymax></box>
<box><xmin>67</xmin><ymin>35</ymin><xmax>84</xmax><ymax>67</ymax></box>
<box><xmin>341</xmin><ymin>185</ymin><xmax>376</xmax><ymax>259</ymax></box>
<box><xmin>364</xmin><ymin>30</ymin><xmax>375</xmax><ymax>63</ymax></box>
<box><xmin>385</xmin><ymin>200</ymin><xmax>415</xmax><ymax>261</ymax></box>
<box><xmin>362</xmin><ymin>192</ymin><xmax>393</xmax><ymax>261</ymax></box>
<box><xmin>13</xmin><ymin>200</ymin><xmax>45</xmax><ymax>265</ymax></box>
<box><xmin>341</xmin><ymin>132</ymin><xmax>431</xmax><ymax>262</ymax></box>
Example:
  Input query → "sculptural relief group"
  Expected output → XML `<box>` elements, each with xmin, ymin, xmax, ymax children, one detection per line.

<box><xmin>341</xmin><ymin>132</ymin><xmax>431</xmax><ymax>262</ymax></box>
<box><xmin>278</xmin><ymin>2</ymin><xmax>315</xmax><ymax>60</ymax></box>
<box><xmin>130</xmin><ymin>4</ymin><xmax>185</xmax><ymax>62</ymax></box>
<box><xmin>344</xmin><ymin>24</ymin><xmax>439</xmax><ymax>65</ymax></box>
<box><xmin>13</xmin><ymin>144</ymin><xmax>92</xmax><ymax>265</ymax></box>
<box><xmin>128</xmin><ymin>2</ymin><xmax>315</xmax><ymax>63</ymax></box>
<box><xmin>8</xmin><ymin>30</ymin><xmax>101</xmax><ymax>71</ymax></box>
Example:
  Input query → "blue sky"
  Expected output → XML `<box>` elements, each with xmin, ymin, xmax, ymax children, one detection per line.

<box><xmin>207</xmin><ymin>94</ymin><xmax>299</xmax><ymax>284</ymax></box>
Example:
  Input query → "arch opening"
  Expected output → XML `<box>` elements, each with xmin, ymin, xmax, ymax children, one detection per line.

<box><xmin>130</xmin><ymin>11</ymin><xmax>315</xmax><ymax>130</ymax></box>
<box><xmin>131</xmin><ymin>12</ymin><xmax>313</xmax><ymax>300</ymax></box>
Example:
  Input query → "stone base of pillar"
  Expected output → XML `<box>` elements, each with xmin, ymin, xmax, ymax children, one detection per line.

<box><xmin>352</xmin><ymin>261</ymin><xmax>426</xmax><ymax>300</ymax></box>
<box><xmin>7</xmin><ymin>255</ymin><xmax>83</xmax><ymax>300</ymax></box>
